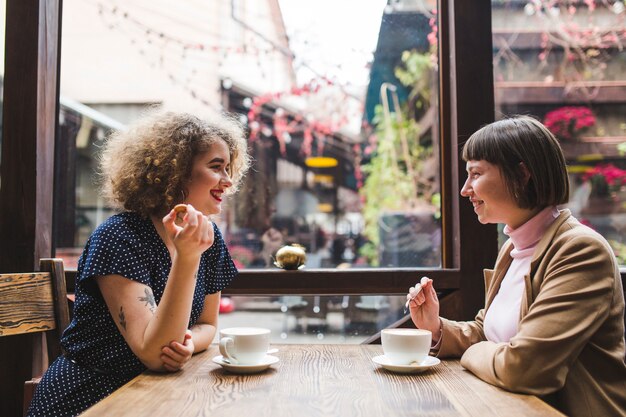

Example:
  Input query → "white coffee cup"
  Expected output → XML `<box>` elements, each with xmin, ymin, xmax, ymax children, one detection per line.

<box><xmin>219</xmin><ymin>327</ymin><xmax>271</xmax><ymax>365</ymax></box>
<box><xmin>381</xmin><ymin>328</ymin><xmax>432</xmax><ymax>365</ymax></box>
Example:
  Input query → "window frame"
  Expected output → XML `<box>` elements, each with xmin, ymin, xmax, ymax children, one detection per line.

<box><xmin>0</xmin><ymin>3</ymin><xmax>495</xmax><ymax>414</ymax></box>
<box><xmin>224</xmin><ymin>0</ymin><xmax>500</xmax><ymax>321</ymax></box>
<box><xmin>0</xmin><ymin>2</ymin><xmax>62</xmax><ymax>416</ymax></box>
<box><xmin>0</xmin><ymin>0</ymin><xmax>499</xmax><ymax>322</ymax></box>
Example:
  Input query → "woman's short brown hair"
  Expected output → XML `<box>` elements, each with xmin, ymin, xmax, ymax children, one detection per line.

<box><xmin>100</xmin><ymin>110</ymin><xmax>251</xmax><ymax>217</ymax></box>
<box><xmin>462</xmin><ymin>115</ymin><xmax>569</xmax><ymax>209</ymax></box>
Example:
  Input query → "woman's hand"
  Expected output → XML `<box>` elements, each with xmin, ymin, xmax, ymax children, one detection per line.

<box><xmin>162</xmin><ymin>204</ymin><xmax>214</xmax><ymax>259</ymax></box>
<box><xmin>408</xmin><ymin>276</ymin><xmax>442</xmax><ymax>342</ymax></box>
<box><xmin>161</xmin><ymin>329</ymin><xmax>194</xmax><ymax>372</ymax></box>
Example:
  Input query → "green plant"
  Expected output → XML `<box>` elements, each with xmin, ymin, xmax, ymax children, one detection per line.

<box><xmin>359</xmin><ymin>50</ymin><xmax>439</xmax><ymax>265</ymax></box>
<box><xmin>608</xmin><ymin>239</ymin><xmax>626</xmax><ymax>265</ymax></box>
<box><xmin>394</xmin><ymin>50</ymin><xmax>432</xmax><ymax>113</ymax></box>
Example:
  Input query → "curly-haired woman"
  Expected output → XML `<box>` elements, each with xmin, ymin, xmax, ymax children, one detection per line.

<box><xmin>28</xmin><ymin>111</ymin><xmax>251</xmax><ymax>416</ymax></box>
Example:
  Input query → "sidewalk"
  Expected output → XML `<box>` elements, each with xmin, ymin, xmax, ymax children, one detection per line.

<box><xmin>218</xmin><ymin>296</ymin><xmax>405</xmax><ymax>344</ymax></box>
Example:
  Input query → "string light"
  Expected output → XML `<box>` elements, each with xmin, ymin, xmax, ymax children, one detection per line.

<box><xmin>89</xmin><ymin>0</ymin><xmax>368</xmax><ymax>169</ymax></box>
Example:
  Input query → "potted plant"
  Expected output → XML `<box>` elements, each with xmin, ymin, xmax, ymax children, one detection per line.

<box><xmin>360</xmin><ymin>49</ymin><xmax>440</xmax><ymax>266</ymax></box>
<box><xmin>581</xmin><ymin>163</ymin><xmax>626</xmax><ymax>214</ymax></box>
<box><xmin>544</xmin><ymin>106</ymin><xmax>596</xmax><ymax>141</ymax></box>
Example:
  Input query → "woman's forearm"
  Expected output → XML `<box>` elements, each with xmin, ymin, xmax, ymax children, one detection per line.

<box><xmin>139</xmin><ymin>254</ymin><xmax>200</xmax><ymax>368</ymax></box>
<box><xmin>190</xmin><ymin>323</ymin><xmax>217</xmax><ymax>353</ymax></box>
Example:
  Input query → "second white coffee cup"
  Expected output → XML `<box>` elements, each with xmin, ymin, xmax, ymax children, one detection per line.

<box><xmin>219</xmin><ymin>327</ymin><xmax>271</xmax><ymax>365</ymax></box>
<box><xmin>381</xmin><ymin>328</ymin><xmax>432</xmax><ymax>365</ymax></box>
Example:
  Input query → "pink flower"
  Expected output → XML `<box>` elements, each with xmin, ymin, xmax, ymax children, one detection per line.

<box><xmin>544</xmin><ymin>106</ymin><xmax>596</xmax><ymax>140</ymax></box>
<box><xmin>427</xmin><ymin>32</ymin><xmax>437</xmax><ymax>46</ymax></box>
<box><xmin>583</xmin><ymin>164</ymin><xmax>626</xmax><ymax>198</ymax></box>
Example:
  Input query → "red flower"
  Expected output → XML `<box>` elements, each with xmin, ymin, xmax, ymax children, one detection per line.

<box><xmin>544</xmin><ymin>106</ymin><xmax>596</xmax><ymax>140</ymax></box>
<box><xmin>583</xmin><ymin>164</ymin><xmax>626</xmax><ymax>198</ymax></box>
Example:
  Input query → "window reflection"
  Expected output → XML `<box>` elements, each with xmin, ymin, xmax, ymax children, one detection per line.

<box><xmin>492</xmin><ymin>1</ymin><xmax>626</xmax><ymax>262</ymax></box>
<box><xmin>220</xmin><ymin>294</ymin><xmax>407</xmax><ymax>344</ymax></box>
<box><xmin>224</xmin><ymin>1</ymin><xmax>441</xmax><ymax>270</ymax></box>
<box><xmin>57</xmin><ymin>0</ymin><xmax>441</xmax><ymax>270</ymax></box>
<box><xmin>57</xmin><ymin>0</ymin><xmax>441</xmax><ymax>343</ymax></box>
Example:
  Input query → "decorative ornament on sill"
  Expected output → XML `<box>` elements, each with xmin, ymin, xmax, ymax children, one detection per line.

<box><xmin>274</xmin><ymin>244</ymin><xmax>307</xmax><ymax>270</ymax></box>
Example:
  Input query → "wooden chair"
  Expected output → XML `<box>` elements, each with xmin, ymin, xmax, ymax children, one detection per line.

<box><xmin>0</xmin><ymin>258</ymin><xmax>70</xmax><ymax>416</ymax></box>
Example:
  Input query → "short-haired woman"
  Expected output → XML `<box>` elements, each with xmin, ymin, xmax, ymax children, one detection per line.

<box><xmin>408</xmin><ymin>116</ymin><xmax>626</xmax><ymax>417</ymax></box>
<box><xmin>28</xmin><ymin>111</ymin><xmax>251</xmax><ymax>416</ymax></box>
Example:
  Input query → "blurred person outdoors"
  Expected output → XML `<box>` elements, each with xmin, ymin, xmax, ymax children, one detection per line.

<box><xmin>28</xmin><ymin>111</ymin><xmax>251</xmax><ymax>416</ymax></box>
<box><xmin>331</xmin><ymin>234</ymin><xmax>346</xmax><ymax>266</ymax></box>
<box><xmin>407</xmin><ymin>116</ymin><xmax>626</xmax><ymax>417</ymax></box>
<box><xmin>260</xmin><ymin>226</ymin><xmax>285</xmax><ymax>267</ymax></box>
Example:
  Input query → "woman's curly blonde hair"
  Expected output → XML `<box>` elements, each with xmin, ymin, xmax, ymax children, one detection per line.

<box><xmin>100</xmin><ymin>111</ymin><xmax>251</xmax><ymax>217</ymax></box>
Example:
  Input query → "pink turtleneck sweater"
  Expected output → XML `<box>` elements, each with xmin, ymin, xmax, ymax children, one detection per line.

<box><xmin>483</xmin><ymin>206</ymin><xmax>560</xmax><ymax>343</ymax></box>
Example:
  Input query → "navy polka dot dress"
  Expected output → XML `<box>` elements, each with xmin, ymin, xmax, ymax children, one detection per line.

<box><xmin>27</xmin><ymin>212</ymin><xmax>237</xmax><ymax>417</ymax></box>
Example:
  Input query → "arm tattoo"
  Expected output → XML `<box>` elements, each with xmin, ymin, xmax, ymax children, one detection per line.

<box><xmin>119</xmin><ymin>306</ymin><xmax>127</xmax><ymax>331</ymax></box>
<box><xmin>139</xmin><ymin>288</ymin><xmax>156</xmax><ymax>313</ymax></box>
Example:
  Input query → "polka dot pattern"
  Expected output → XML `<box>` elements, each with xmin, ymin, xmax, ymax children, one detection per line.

<box><xmin>27</xmin><ymin>212</ymin><xmax>237</xmax><ymax>417</ymax></box>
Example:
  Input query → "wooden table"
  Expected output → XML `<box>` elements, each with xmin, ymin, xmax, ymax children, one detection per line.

<box><xmin>81</xmin><ymin>344</ymin><xmax>564</xmax><ymax>417</ymax></box>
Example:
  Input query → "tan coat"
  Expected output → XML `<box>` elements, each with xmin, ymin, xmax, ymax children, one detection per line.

<box><xmin>437</xmin><ymin>210</ymin><xmax>626</xmax><ymax>417</ymax></box>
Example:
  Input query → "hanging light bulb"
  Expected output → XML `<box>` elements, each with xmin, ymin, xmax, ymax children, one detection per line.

<box><xmin>261</xmin><ymin>126</ymin><xmax>273</xmax><ymax>137</ymax></box>
<box><xmin>523</xmin><ymin>2</ymin><xmax>536</xmax><ymax>15</ymax></box>
<box><xmin>549</xmin><ymin>6</ymin><xmax>560</xmax><ymax>17</ymax></box>
<box><xmin>221</xmin><ymin>78</ymin><xmax>233</xmax><ymax>90</ymax></box>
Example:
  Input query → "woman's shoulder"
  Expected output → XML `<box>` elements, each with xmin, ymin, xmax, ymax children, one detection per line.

<box><xmin>550</xmin><ymin>213</ymin><xmax>618</xmax><ymax>268</ymax></box>
<box><xmin>90</xmin><ymin>212</ymin><xmax>152</xmax><ymax>243</ymax></box>
<box><xmin>211</xmin><ymin>221</ymin><xmax>225</xmax><ymax>239</ymax></box>
<box><xmin>556</xmin><ymin>214</ymin><xmax>608</xmax><ymax>244</ymax></box>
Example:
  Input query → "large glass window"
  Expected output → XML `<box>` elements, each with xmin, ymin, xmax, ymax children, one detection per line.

<box><xmin>492</xmin><ymin>1</ymin><xmax>626</xmax><ymax>258</ymax></box>
<box><xmin>56</xmin><ymin>0</ymin><xmax>443</xmax><ymax>343</ymax></box>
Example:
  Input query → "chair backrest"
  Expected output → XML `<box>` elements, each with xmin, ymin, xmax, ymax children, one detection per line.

<box><xmin>0</xmin><ymin>258</ymin><xmax>70</xmax><ymax>360</ymax></box>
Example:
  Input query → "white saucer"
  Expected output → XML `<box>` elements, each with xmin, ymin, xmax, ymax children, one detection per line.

<box><xmin>372</xmin><ymin>355</ymin><xmax>440</xmax><ymax>374</ymax></box>
<box><xmin>212</xmin><ymin>355</ymin><xmax>279</xmax><ymax>374</ymax></box>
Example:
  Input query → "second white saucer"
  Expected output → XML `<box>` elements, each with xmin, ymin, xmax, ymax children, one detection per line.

<box><xmin>212</xmin><ymin>355</ymin><xmax>279</xmax><ymax>374</ymax></box>
<box><xmin>372</xmin><ymin>355</ymin><xmax>440</xmax><ymax>374</ymax></box>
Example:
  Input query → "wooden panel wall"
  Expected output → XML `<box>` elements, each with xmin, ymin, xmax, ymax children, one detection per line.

<box><xmin>0</xmin><ymin>1</ymin><xmax>61</xmax><ymax>416</ymax></box>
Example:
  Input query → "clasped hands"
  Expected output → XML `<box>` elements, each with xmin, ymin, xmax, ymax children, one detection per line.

<box><xmin>161</xmin><ymin>329</ymin><xmax>194</xmax><ymax>372</ymax></box>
